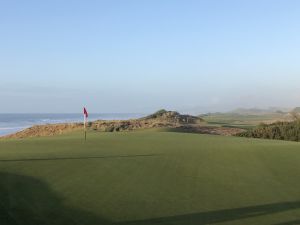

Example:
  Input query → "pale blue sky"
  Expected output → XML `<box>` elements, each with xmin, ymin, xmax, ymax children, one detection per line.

<box><xmin>1</xmin><ymin>0</ymin><xmax>300</xmax><ymax>113</ymax></box>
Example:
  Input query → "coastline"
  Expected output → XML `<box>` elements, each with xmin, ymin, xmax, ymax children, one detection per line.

<box><xmin>1</xmin><ymin>111</ymin><xmax>245</xmax><ymax>139</ymax></box>
<box><xmin>0</xmin><ymin>113</ymin><xmax>145</xmax><ymax>137</ymax></box>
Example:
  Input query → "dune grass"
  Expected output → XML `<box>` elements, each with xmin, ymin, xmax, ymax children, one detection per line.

<box><xmin>0</xmin><ymin>131</ymin><xmax>300</xmax><ymax>225</ymax></box>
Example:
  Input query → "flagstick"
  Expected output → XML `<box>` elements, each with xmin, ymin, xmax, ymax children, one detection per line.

<box><xmin>84</xmin><ymin>113</ymin><xmax>86</xmax><ymax>141</ymax></box>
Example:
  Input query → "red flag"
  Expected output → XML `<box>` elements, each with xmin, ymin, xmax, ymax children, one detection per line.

<box><xmin>83</xmin><ymin>107</ymin><xmax>88</xmax><ymax>118</ymax></box>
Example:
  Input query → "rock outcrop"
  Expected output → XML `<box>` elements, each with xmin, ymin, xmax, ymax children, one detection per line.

<box><xmin>90</xmin><ymin>110</ymin><xmax>204</xmax><ymax>132</ymax></box>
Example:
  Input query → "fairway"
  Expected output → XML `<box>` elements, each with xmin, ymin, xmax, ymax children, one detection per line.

<box><xmin>0</xmin><ymin>131</ymin><xmax>300</xmax><ymax>225</ymax></box>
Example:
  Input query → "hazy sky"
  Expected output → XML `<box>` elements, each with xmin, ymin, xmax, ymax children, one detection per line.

<box><xmin>1</xmin><ymin>0</ymin><xmax>300</xmax><ymax>113</ymax></box>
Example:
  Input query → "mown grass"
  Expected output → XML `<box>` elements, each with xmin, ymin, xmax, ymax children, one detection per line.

<box><xmin>202</xmin><ymin>113</ymin><xmax>286</xmax><ymax>130</ymax></box>
<box><xmin>0</xmin><ymin>131</ymin><xmax>300</xmax><ymax>225</ymax></box>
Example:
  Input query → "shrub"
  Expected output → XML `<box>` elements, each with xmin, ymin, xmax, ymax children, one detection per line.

<box><xmin>236</xmin><ymin>120</ymin><xmax>300</xmax><ymax>142</ymax></box>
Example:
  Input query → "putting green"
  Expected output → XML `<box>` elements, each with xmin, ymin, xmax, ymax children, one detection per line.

<box><xmin>0</xmin><ymin>131</ymin><xmax>299</xmax><ymax>225</ymax></box>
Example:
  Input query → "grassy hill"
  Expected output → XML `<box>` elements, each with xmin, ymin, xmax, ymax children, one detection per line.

<box><xmin>201</xmin><ymin>112</ymin><xmax>290</xmax><ymax>130</ymax></box>
<box><xmin>0</xmin><ymin>131</ymin><xmax>300</xmax><ymax>224</ymax></box>
<box><xmin>292</xmin><ymin>107</ymin><xmax>300</xmax><ymax>113</ymax></box>
<box><xmin>2</xmin><ymin>110</ymin><xmax>205</xmax><ymax>139</ymax></box>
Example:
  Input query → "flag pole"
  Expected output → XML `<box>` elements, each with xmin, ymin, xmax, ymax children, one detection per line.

<box><xmin>84</xmin><ymin>108</ymin><xmax>86</xmax><ymax>141</ymax></box>
<box><xmin>84</xmin><ymin>116</ymin><xmax>86</xmax><ymax>141</ymax></box>
<box><xmin>83</xmin><ymin>107</ymin><xmax>88</xmax><ymax>141</ymax></box>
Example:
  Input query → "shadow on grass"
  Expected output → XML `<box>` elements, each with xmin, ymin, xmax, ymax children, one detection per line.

<box><xmin>120</xmin><ymin>201</ymin><xmax>300</xmax><ymax>225</ymax></box>
<box><xmin>158</xmin><ymin>127</ymin><xmax>203</xmax><ymax>134</ymax></box>
<box><xmin>0</xmin><ymin>172</ymin><xmax>111</xmax><ymax>225</ymax></box>
<box><xmin>0</xmin><ymin>172</ymin><xmax>299</xmax><ymax>225</ymax></box>
<box><xmin>273</xmin><ymin>221</ymin><xmax>300</xmax><ymax>225</ymax></box>
<box><xmin>0</xmin><ymin>154</ymin><xmax>160</xmax><ymax>163</ymax></box>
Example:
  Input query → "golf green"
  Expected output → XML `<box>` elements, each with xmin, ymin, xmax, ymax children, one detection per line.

<box><xmin>0</xmin><ymin>131</ymin><xmax>299</xmax><ymax>225</ymax></box>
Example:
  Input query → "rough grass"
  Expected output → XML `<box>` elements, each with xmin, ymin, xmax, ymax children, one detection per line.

<box><xmin>0</xmin><ymin>131</ymin><xmax>300</xmax><ymax>225</ymax></box>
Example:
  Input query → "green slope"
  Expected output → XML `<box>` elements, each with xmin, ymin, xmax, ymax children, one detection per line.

<box><xmin>0</xmin><ymin>131</ymin><xmax>300</xmax><ymax>225</ymax></box>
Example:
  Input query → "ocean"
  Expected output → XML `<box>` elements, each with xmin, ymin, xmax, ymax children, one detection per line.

<box><xmin>0</xmin><ymin>113</ymin><xmax>144</xmax><ymax>136</ymax></box>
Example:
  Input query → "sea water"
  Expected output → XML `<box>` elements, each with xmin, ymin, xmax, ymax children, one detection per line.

<box><xmin>0</xmin><ymin>113</ymin><xmax>144</xmax><ymax>136</ymax></box>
